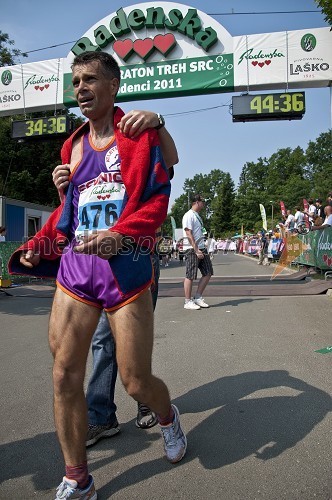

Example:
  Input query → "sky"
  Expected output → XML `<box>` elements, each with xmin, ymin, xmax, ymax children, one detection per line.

<box><xmin>2</xmin><ymin>0</ymin><xmax>331</xmax><ymax>206</ymax></box>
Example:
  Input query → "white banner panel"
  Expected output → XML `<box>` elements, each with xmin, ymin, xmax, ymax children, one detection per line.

<box><xmin>0</xmin><ymin>59</ymin><xmax>64</xmax><ymax>116</ymax></box>
<box><xmin>288</xmin><ymin>28</ymin><xmax>332</xmax><ymax>88</ymax></box>
<box><xmin>233</xmin><ymin>32</ymin><xmax>287</xmax><ymax>91</ymax></box>
<box><xmin>233</xmin><ymin>27</ymin><xmax>332</xmax><ymax>92</ymax></box>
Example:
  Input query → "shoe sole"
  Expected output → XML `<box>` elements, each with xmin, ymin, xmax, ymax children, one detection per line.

<box><xmin>135</xmin><ymin>415</ymin><xmax>158</xmax><ymax>429</ymax></box>
<box><xmin>86</xmin><ymin>426</ymin><xmax>120</xmax><ymax>447</ymax></box>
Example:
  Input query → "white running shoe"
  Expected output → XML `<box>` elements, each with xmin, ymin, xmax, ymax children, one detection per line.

<box><xmin>160</xmin><ymin>404</ymin><xmax>187</xmax><ymax>463</ymax></box>
<box><xmin>194</xmin><ymin>297</ymin><xmax>209</xmax><ymax>308</ymax></box>
<box><xmin>184</xmin><ymin>300</ymin><xmax>200</xmax><ymax>310</ymax></box>
<box><xmin>55</xmin><ymin>475</ymin><xmax>97</xmax><ymax>499</ymax></box>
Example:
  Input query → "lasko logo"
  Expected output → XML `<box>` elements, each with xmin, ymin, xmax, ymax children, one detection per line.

<box><xmin>238</xmin><ymin>48</ymin><xmax>284</xmax><ymax>67</ymax></box>
<box><xmin>113</xmin><ymin>34</ymin><xmax>176</xmax><ymax>61</ymax></box>
<box><xmin>1</xmin><ymin>70</ymin><xmax>12</xmax><ymax>86</ymax></box>
<box><xmin>71</xmin><ymin>7</ymin><xmax>218</xmax><ymax>57</ymax></box>
<box><xmin>301</xmin><ymin>33</ymin><xmax>317</xmax><ymax>52</ymax></box>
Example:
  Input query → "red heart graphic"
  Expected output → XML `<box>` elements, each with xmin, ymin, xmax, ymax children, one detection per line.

<box><xmin>323</xmin><ymin>254</ymin><xmax>328</xmax><ymax>262</ymax></box>
<box><xmin>251</xmin><ymin>61</ymin><xmax>258</xmax><ymax>66</ymax></box>
<box><xmin>97</xmin><ymin>195</ymin><xmax>102</xmax><ymax>200</ymax></box>
<box><xmin>113</xmin><ymin>39</ymin><xmax>134</xmax><ymax>61</ymax></box>
<box><xmin>133</xmin><ymin>38</ymin><xmax>155</xmax><ymax>60</ymax></box>
<box><xmin>327</xmin><ymin>257</ymin><xmax>332</xmax><ymax>267</ymax></box>
<box><xmin>106</xmin><ymin>194</ymin><xmax>110</xmax><ymax>199</ymax></box>
<box><xmin>45</xmin><ymin>84</ymin><xmax>50</xmax><ymax>89</ymax></box>
<box><xmin>101</xmin><ymin>196</ymin><xmax>106</xmax><ymax>200</ymax></box>
<box><xmin>258</xmin><ymin>62</ymin><xmax>265</xmax><ymax>68</ymax></box>
<box><xmin>154</xmin><ymin>33</ymin><xmax>176</xmax><ymax>56</ymax></box>
<box><xmin>265</xmin><ymin>60</ymin><xmax>271</xmax><ymax>65</ymax></box>
<box><xmin>39</xmin><ymin>86</ymin><xmax>44</xmax><ymax>91</ymax></box>
<box><xmin>34</xmin><ymin>85</ymin><xmax>39</xmax><ymax>90</ymax></box>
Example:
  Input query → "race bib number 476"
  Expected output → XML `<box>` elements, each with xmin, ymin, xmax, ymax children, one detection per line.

<box><xmin>75</xmin><ymin>181</ymin><xmax>125</xmax><ymax>240</ymax></box>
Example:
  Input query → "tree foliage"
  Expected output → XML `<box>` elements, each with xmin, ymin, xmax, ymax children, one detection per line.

<box><xmin>315</xmin><ymin>0</ymin><xmax>332</xmax><ymax>27</ymax></box>
<box><xmin>210</xmin><ymin>173</ymin><xmax>235</xmax><ymax>236</ymax></box>
<box><xmin>170</xmin><ymin>129</ymin><xmax>331</xmax><ymax>237</ymax></box>
<box><xmin>0</xmin><ymin>113</ymin><xmax>84</xmax><ymax>206</ymax></box>
<box><xmin>0</xmin><ymin>31</ymin><xmax>27</xmax><ymax>66</ymax></box>
<box><xmin>169</xmin><ymin>169</ymin><xmax>228</xmax><ymax>236</ymax></box>
<box><xmin>0</xmin><ymin>33</ymin><xmax>85</xmax><ymax>207</ymax></box>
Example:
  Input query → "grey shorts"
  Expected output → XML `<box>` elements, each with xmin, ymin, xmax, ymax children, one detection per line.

<box><xmin>185</xmin><ymin>249</ymin><xmax>214</xmax><ymax>280</ymax></box>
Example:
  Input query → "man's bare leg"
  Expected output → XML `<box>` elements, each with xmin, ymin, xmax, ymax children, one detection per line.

<box><xmin>184</xmin><ymin>277</ymin><xmax>193</xmax><ymax>300</ymax></box>
<box><xmin>49</xmin><ymin>288</ymin><xmax>100</xmax><ymax>465</ymax></box>
<box><xmin>196</xmin><ymin>274</ymin><xmax>211</xmax><ymax>296</ymax></box>
<box><xmin>107</xmin><ymin>289</ymin><xmax>171</xmax><ymax>417</ymax></box>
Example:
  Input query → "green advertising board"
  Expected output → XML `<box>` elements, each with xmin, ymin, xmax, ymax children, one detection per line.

<box><xmin>63</xmin><ymin>54</ymin><xmax>234</xmax><ymax>106</ymax></box>
<box><xmin>296</xmin><ymin>227</ymin><xmax>332</xmax><ymax>270</ymax></box>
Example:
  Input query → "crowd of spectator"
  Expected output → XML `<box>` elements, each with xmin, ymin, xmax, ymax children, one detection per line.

<box><xmin>156</xmin><ymin>193</ymin><xmax>332</xmax><ymax>268</ymax></box>
<box><xmin>280</xmin><ymin>193</ymin><xmax>332</xmax><ymax>233</ymax></box>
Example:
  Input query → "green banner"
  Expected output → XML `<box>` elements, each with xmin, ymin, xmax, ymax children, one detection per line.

<box><xmin>63</xmin><ymin>54</ymin><xmax>234</xmax><ymax>106</ymax></box>
<box><xmin>296</xmin><ymin>227</ymin><xmax>332</xmax><ymax>270</ymax></box>
<box><xmin>170</xmin><ymin>216</ymin><xmax>176</xmax><ymax>240</ymax></box>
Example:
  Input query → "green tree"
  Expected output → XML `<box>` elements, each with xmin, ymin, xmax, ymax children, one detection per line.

<box><xmin>0</xmin><ymin>113</ymin><xmax>83</xmax><ymax>206</ymax></box>
<box><xmin>315</xmin><ymin>0</ymin><xmax>332</xmax><ymax>26</ymax></box>
<box><xmin>304</xmin><ymin>130</ymin><xmax>332</xmax><ymax>198</ymax></box>
<box><xmin>210</xmin><ymin>173</ymin><xmax>235</xmax><ymax>236</ymax></box>
<box><xmin>0</xmin><ymin>31</ymin><xmax>27</xmax><ymax>66</ymax></box>
<box><xmin>232</xmin><ymin>159</ymin><xmax>268</xmax><ymax>231</ymax></box>
<box><xmin>0</xmin><ymin>33</ymin><xmax>85</xmax><ymax>206</ymax></box>
<box><xmin>265</xmin><ymin>147</ymin><xmax>306</xmax><ymax>198</ymax></box>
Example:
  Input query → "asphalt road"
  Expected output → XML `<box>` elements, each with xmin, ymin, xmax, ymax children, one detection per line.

<box><xmin>0</xmin><ymin>252</ymin><xmax>331</xmax><ymax>499</ymax></box>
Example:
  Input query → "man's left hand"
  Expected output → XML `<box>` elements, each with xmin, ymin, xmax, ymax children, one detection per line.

<box><xmin>73</xmin><ymin>230</ymin><xmax>124</xmax><ymax>259</ymax></box>
<box><xmin>118</xmin><ymin>110</ymin><xmax>159</xmax><ymax>139</ymax></box>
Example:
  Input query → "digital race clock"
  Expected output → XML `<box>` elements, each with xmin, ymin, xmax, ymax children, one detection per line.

<box><xmin>11</xmin><ymin>116</ymin><xmax>73</xmax><ymax>139</ymax></box>
<box><xmin>232</xmin><ymin>92</ymin><xmax>305</xmax><ymax>122</ymax></box>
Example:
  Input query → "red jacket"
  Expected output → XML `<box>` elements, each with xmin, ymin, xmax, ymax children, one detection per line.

<box><xmin>9</xmin><ymin>107</ymin><xmax>171</xmax><ymax>277</ymax></box>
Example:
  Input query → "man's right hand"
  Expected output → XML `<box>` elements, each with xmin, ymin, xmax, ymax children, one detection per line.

<box><xmin>196</xmin><ymin>249</ymin><xmax>204</xmax><ymax>260</ymax></box>
<box><xmin>20</xmin><ymin>250</ymin><xmax>40</xmax><ymax>268</ymax></box>
<box><xmin>52</xmin><ymin>164</ymin><xmax>70</xmax><ymax>201</ymax></box>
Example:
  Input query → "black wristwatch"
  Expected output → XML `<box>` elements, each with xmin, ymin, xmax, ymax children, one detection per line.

<box><xmin>155</xmin><ymin>113</ymin><xmax>165</xmax><ymax>130</ymax></box>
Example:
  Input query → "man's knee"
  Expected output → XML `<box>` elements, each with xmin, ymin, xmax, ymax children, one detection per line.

<box><xmin>121</xmin><ymin>373</ymin><xmax>151</xmax><ymax>401</ymax></box>
<box><xmin>53</xmin><ymin>361</ymin><xmax>85</xmax><ymax>396</ymax></box>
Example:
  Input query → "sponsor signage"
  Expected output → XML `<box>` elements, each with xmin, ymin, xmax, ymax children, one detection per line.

<box><xmin>0</xmin><ymin>59</ymin><xmax>64</xmax><ymax>116</ymax></box>
<box><xmin>288</xmin><ymin>28</ymin><xmax>331</xmax><ymax>86</ymax></box>
<box><xmin>63</xmin><ymin>1</ymin><xmax>234</xmax><ymax>106</ymax></box>
<box><xmin>63</xmin><ymin>53</ymin><xmax>234</xmax><ymax>104</ymax></box>
<box><xmin>233</xmin><ymin>28</ymin><xmax>332</xmax><ymax>91</ymax></box>
<box><xmin>0</xmin><ymin>2</ymin><xmax>331</xmax><ymax>116</ymax></box>
<box><xmin>295</xmin><ymin>228</ymin><xmax>332</xmax><ymax>270</ymax></box>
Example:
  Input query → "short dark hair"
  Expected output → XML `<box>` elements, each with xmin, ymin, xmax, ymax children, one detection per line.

<box><xmin>316</xmin><ymin>198</ymin><xmax>322</xmax><ymax>203</ymax></box>
<box><xmin>72</xmin><ymin>51</ymin><xmax>121</xmax><ymax>83</ymax></box>
<box><xmin>191</xmin><ymin>194</ymin><xmax>205</xmax><ymax>204</ymax></box>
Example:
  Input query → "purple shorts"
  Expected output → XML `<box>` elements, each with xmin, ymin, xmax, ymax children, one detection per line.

<box><xmin>56</xmin><ymin>243</ymin><xmax>152</xmax><ymax>311</ymax></box>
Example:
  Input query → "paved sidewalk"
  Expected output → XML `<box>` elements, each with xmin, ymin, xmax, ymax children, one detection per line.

<box><xmin>0</xmin><ymin>253</ymin><xmax>331</xmax><ymax>499</ymax></box>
